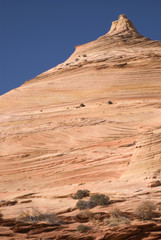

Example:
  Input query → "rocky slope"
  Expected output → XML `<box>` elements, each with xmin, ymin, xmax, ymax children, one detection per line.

<box><xmin>0</xmin><ymin>14</ymin><xmax>161</xmax><ymax>239</ymax></box>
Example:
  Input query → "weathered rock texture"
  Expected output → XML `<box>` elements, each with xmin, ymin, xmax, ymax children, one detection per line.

<box><xmin>0</xmin><ymin>14</ymin><xmax>161</xmax><ymax>239</ymax></box>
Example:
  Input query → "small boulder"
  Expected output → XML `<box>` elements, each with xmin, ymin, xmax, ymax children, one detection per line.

<box><xmin>80</xmin><ymin>103</ymin><xmax>85</xmax><ymax>107</ymax></box>
<box><xmin>108</xmin><ymin>101</ymin><xmax>113</xmax><ymax>105</ymax></box>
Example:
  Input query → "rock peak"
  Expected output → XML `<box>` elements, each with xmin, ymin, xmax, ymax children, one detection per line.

<box><xmin>107</xmin><ymin>14</ymin><xmax>141</xmax><ymax>37</ymax></box>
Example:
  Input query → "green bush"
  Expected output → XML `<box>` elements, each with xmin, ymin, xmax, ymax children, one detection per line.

<box><xmin>76</xmin><ymin>200</ymin><xmax>89</xmax><ymax>210</ymax></box>
<box><xmin>72</xmin><ymin>189</ymin><xmax>90</xmax><ymax>199</ymax></box>
<box><xmin>77</xmin><ymin>224</ymin><xmax>91</xmax><ymax>233</ymax></box>
<box><xmin>89</xmin><ymin>194</ymin><xmax>110</xmax><ymax>206</ymax></box>
<box><xmin>87</xmin><ymin>200</ymin><xmax>97</xmax><ymax>209</ymax></box>
<box><xmin>76</xmin><ymin>194</ymin><xmax>110</xmax><ymax>210</ymax></box>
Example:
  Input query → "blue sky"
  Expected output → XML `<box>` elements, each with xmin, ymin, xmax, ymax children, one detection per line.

<box><xmin>1</xmin><ymin>0</ymin><xmax>161</xmax><ymax>95</ymax></box>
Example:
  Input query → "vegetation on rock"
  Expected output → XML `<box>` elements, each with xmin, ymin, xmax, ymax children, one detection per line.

<box><xmin>89</xmin><ymin>194</ymin><xmax>110</xmax><ymax>206</ymax></box>
<box><xmin>17</xmin><ymin>208</ymin><xmax>61</xmax><ymax>225</ymax></box>
<box><xmin>72</xmin><ymin>189</ymin><xmax>90</xmax><ymax>199</ymax></box>
<box><xmin>77</xmin><ymin>224</ymin><xmax>91</xmax><ymax>233</ymax></box>
<box><xmin>135</xmin><ymin>201</ymin><xmax>156</xmax><ymax>220</ymax></box>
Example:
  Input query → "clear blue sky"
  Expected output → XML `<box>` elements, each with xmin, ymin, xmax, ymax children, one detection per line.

<box><xmin>1</xmin><ymin>0</ymin><xmax>161</xmax><ymax>95</ymax></box>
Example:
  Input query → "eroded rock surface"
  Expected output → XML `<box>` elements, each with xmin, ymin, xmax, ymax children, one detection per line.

<box><xmin>0</xmin><ymin>14</ymin><xmax>161</xmax><ymax>239</ymax></box>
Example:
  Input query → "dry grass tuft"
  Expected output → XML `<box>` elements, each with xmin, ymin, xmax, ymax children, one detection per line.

<box><xmin>77</xmin><ymin>224</ymin><xmax>91</xmax><ymax>232</ymax></box>
<box><xmin>135</xmin><ymin>200</ymin><xmax>156</xmax><ymax>220</ymax></box>
<box><xmin>17</xmin><ymin>208</ymin><xmax>61</xmax><ymax>225</ymax></box>
<box><xmin>105</xmin><ymin>208</ymin><xmax>131</xmax><ymax>226</ymax></box>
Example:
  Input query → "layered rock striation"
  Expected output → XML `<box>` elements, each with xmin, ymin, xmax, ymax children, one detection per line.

<box><xmin>0</xmin><ymin>14</ymin><xmax>161</xmax><ymax>239</ymax></box>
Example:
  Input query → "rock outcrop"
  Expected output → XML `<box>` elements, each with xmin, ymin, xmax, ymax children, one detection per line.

<box><xmin>121</xmin><ymin>129</ymin><xmax>161</xmax><ymax>180</ymax></box>
<box><xmin>0</xmin><ymin>14</ymin><xmax>161</xmax><ymax>239</ymax></box>
<box><xmin>107</xmin><ymin>14</ymin><xmax>142</xmax><ymax>37</ymax></box>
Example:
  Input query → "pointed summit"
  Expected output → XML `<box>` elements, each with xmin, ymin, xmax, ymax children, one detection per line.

<box><xmin>24</xmin><ymin>14</ymin><xmax>161</xmax><ymax>81</ymax></box>
<box><xmin>107</xmin><ymin>14</ymin><xmax>141</xmax><ymax>37</ymax></box>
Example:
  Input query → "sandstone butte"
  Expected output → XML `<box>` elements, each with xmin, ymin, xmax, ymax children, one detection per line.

<box><xmin>0</xmin><ymin>14</ymin><xmax>161</xmax><ymax>239</ymax></box>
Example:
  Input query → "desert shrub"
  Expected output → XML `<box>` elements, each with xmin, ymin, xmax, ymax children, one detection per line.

<box><xmin>89</xmin><ymin>194</ymin><xmax>110</xmax><ymax>206</ymax></box>
<box><xmin>87</xmin><ymin>200</ymin><xmax>97</xmax><ymax>209</ymax></box>
<box><xmin>17</xmin><ymin>209</ymin><xmax>39</xmax><ymax>222</ymax></box>
<box><xmin>76</xmin><ymin>200</ymin><xmax>89</xmax><ymax>210</ymax></box>
<box><xmin>76</xmin><ymin>199</ymin><xmax>97</xmax><ymax>210</ymax></box>
<box><xmin>41</xmin><ymin>212</ymin><xmax>61</xmax><ymax>225</ymax></box>
<box><xmin>77</xmin><ymin>224</ymin><xmax>91</xmax><ymax>233</ymax></box>
<box><xmin>17</xmin><ymin>208</ymin><xmax>60</xmax><ymax>225</ymax></box>
<box><xmin>72</xmin><ymin>189</ymin><xmax>90</xmax><ymax>199</ymax></box>
<box><xmin>108</xmin><ymin>215</ymin><xmax>130</xmax><ymax>226</ymax></box>
<box><xmin>110</xmin><ymin>208</ymin><xmax>121</xmax><ymax>218</ymax></box>
<box><xmin>76</xmin><ymin>194</ymin><xmax>110</xmax><ymax>210</ymax></box>
<box><xmin>135</xmin><ymin>200</ymin><xmax>156</xmax><ymax>220</ymax></box>
<box><xmin>92</xmin><ymin>213</ymin><xmax>103</xmax><ymax>221</ymax></box>
<box><xmin>107</xmin><ymin>208</ymin><xmax>130</xmax><ymax>226</ymax></box>
<box><xmin>76</xmin><ymin>210</ymin><xmax>94</xmax><ymax>222</ymax></box>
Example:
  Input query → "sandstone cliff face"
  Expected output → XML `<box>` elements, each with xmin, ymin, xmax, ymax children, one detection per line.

<box><xmin>0</xmin><ymin>15</ymin><xmax>161</xmax><ymax>239</ymax></box>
